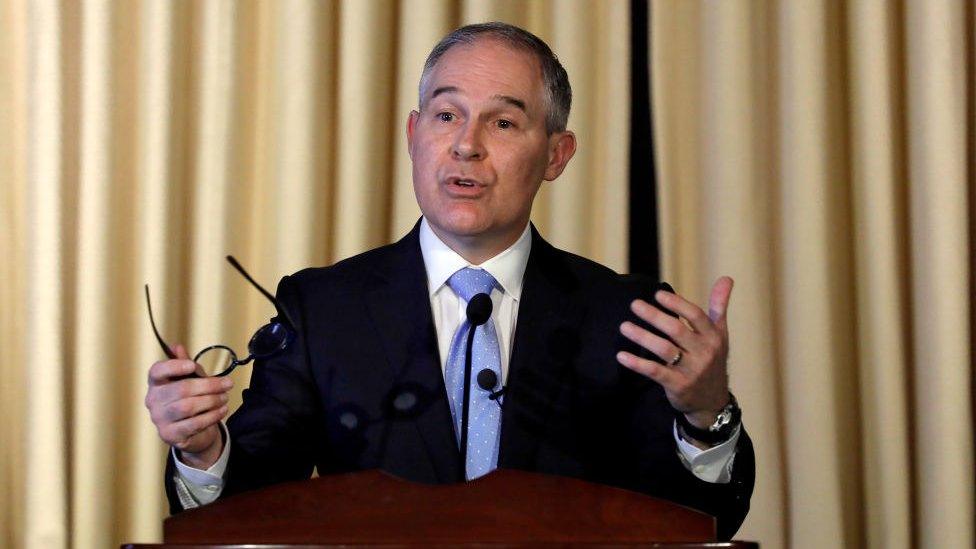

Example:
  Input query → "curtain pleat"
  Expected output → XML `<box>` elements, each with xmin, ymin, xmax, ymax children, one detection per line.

<box><xmin>777</xmin><ymin>2</ymin><xmax>864</xmax><ymax>546</ymax></box>
<box><xmin>72</xmin><ymin>1</ymin><xmax>115</xmax><ymax>546</ymax></box>
<box><xmin>0</xmin><ymin>0</ymin><xmax>29</xmax><ymax>546</ymax></box>
<box><xmin>584</xmin><ymin>0</ymin><xmax>629</xmax><ymax>272</ymax></box>
<box><xmin>187</xmin><ymin>0</ymin><xmax>235</xmax><ymax>358</ymax></box>
<box><xmin>333</xmin><ymin>0</ymin><xmax>396</xmax><ymax>260</ymax></box>
<box><xmin>905</xmin><ymin>2</ymin><xmax>973</xmax><ymax>547</ymax></box>
<box><xmin>130</xmin><ymin>0</ymin><xmax>177</xmax><ymax>540</ymax></box>
<box><xmin>847</xmin><ymin>2</ymin><xmax>913</xmax><ymax>547</ymax></box>
<box><xmin>24</xmin><ymin>0</ymin><xmax>69</xmax><ymax>547</ymax></box>
<box><xmin>652</xmin><ymin>0</ymin><xmax>975</xmax><ymax>548</ymax></box>
<box><xmin>697</xmin><ymin>2</ymin><xmax>787</xmax><ymax>546</ymax></box>
<box><xmin>270</xmin><ymin>0</ymin><xmax>329</xmax><ymax>275</ymax></box>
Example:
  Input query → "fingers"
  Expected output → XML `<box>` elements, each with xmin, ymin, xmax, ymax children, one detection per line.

<box><xmin>620</xmin><ymin>321</ymin><xmax>683</xmax><ymax>361</ymax></box>
<box><xmin>628</xmin><ymin>299</ymin><xmax>692</xmax><ymax>347</ymax></box>
<box><xmin>652</xmin><ymin>291</ymin><xmax>713</xmax><ymax>335</ymax></box>
<box><xmin>153</xmin><ymin>393</ymin><xmax>229</xmax><ymax>425</ymax></box>
<box><xmin>163</xmin><ymin>405</ymin><xmax>228</xmax><ymax>449</ymax></box>
<box><xmin>620</xmin><ymin>281</ymin><xmax>734</xmax><ymax>415</ymax></box>
<box><xmin>616</xmin><ymin>351</ymin><xmax>681</xmax><ymax>386</ymax></box>
<box><xmin>148</xmin><ymin>358</ymin><xmax>198</xmax><ymax>385</ymax></box>
<box><xmin>155</xmin><ymin>376</ymin><xmax>233</xmax><ymax>407</ymax></box>
<box><xmin>145</xmin><ymin>361</ymin><xmax>233</xmax><ymax>423</ymax></box>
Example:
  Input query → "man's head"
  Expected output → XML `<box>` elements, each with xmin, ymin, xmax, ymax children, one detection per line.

<box><xmin>407</xmin><ymin>23</ymin><xmax>578</xmax><ymax>263</ymax></box>
<box><xmin>419</xmin><ymin>22</ymin><xmax>573</xmax><ymax>135</ymax></box>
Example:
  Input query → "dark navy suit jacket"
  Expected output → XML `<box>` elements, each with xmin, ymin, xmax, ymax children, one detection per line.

<box><xmin>167</xmin><ymin>222</ymin><xmax>755</xmax><ymax>539</ymax></box>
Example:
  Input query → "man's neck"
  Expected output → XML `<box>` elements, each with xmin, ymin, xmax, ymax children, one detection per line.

<box><xmin>426</xmin><ymin>222</ymin><xmax>528</xmax><ymax>265</ymax></box>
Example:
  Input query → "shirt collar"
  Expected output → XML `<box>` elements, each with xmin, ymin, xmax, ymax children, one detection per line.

<box><xmin>419</xmin><ymin>217</ymin><xmax>532</xmax><ymax>300</ymax></box>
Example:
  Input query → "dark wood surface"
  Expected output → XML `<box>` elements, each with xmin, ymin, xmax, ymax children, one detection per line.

<box><xmin>121</xmin><ymin>541</ymin><xmax>759</xmax><ymax>549</ymax></box>
<box><xmin>123</xmin><ymin>469</ymin><xmax>757</xmax><ymax>548</ymax></box>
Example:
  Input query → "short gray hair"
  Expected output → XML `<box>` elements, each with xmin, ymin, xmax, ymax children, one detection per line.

<box><xmin>418</xmin><ymin>22</ymin><xmax>572</xmax><ymax>134</ymax></box>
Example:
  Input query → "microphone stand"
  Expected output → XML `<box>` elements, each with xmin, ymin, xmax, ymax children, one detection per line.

<box><xmin>459</xmin><ymin>293</ymin><xmax>492</xmax><ymax>481</ymax></box>
<box><xmin>459</xmin><ymin>323</ymin><xmax>478</xmax><ymax>480</ymax></box>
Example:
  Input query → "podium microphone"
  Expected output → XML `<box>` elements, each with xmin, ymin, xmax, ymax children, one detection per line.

<box><xmin>460</xmin><ymin>293</ymin><xmax>492</xmax><ymax>480</ymax></box>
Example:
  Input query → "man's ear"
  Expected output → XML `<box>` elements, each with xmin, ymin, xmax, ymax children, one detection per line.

<box><xmin>406</xmin><ymin>110</ymin><xmax>420</xmax><ymax>159</ymax></box>
<box><xmin>543</xmin><ymin>130</ymin><xmax>578</xmax><ymax>181</ymax></box>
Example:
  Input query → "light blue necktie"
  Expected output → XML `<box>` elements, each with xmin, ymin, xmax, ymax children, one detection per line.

<box><xmin>445</xmin><ymin>267</ymin><xmax>502</xmax><ymax>480</ymax></box>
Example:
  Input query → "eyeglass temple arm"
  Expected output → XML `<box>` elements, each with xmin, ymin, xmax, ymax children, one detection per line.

<box><xmin>225</xmin><ymin>255</ymin><xmax>298</xmax><ymax>329</ymax></box>
<box><xmin>144</xmin><ymin>285</ymin><xmax>178</xmax><ymax>359</ymax></box>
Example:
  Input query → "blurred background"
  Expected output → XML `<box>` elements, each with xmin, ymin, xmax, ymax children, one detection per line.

<box><xmin>0</xmin><ymin>1</ymin><xmax>973</xmax><ymax>548</ymax></box>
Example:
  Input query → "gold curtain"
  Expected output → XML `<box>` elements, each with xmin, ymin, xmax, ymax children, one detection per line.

<box><xmin>652</xmin><ymin>1</ymin><xmax>975</xmax><ymax>548</ymax></box>
<box><xmin>0</xmin><ymin>1</ymin><xmax>630</xmax><ymax>547</ymax></box>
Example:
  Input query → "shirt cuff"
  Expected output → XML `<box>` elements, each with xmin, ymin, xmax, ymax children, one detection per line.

<box><xmin>172</xmin><ymin>422</ymin><xmax>231</xmax><ymax>506</ymax></box>
<box><xmin>673</xmin><ymin>421</ymin><xmax>740</xmax><ymax>484</ymax></box>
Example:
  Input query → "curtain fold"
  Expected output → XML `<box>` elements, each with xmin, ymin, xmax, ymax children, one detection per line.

<box><xmin>652</xmin><ymin>1</ymin><xmax>975</xmax><ymax>548</ymax></box>
<box><xmin>24</xmin><ymin>1</ymin><xmax>70</xmax><ymax>547</ymax></box>
<box><xmin>905</xmin><ymin>3</ymin><xmax>974</xmax><ymax>546</ymax></box>
<box><xmin>1</xmin><ymin>1</ymin><xmax>30</xmax><ymax>547</ymax></box>
<box><xmin>0</xmin><ymin>1</ymin><xmax>630</xmax><ymax>547</ymax></box>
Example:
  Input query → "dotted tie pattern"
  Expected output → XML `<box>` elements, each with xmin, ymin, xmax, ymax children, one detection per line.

<box><xmin>445</xmin><ymin>267</ymin><xmax>503</xmax><ymax>480</ymax></box>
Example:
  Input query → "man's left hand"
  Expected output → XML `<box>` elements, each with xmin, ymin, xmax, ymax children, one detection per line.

<box><xmin>616</xmin><ymin>276</ymin><xmax>734</xmax><ymax>431</ymax></box>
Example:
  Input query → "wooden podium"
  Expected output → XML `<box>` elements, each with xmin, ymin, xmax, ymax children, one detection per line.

<box><xmin>124</xmin><ymin>469</ymin><xmax>757</xmax><ymax>547</ymax></box>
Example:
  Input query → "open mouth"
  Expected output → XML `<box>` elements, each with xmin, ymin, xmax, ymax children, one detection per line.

<box><xmin>447</xmin><ymin>176</ymin><xmax>480</xmax><ymax>188</ymax></box>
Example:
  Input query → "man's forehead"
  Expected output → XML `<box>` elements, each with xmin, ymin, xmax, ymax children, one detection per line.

<box><xmin>433</xmin><ymin>39</ymin><xmax>540</xmax><ymax>75</ymax></box>
<box><xmin>421</xmin><ymin>39</ymin><xmax>544</xmax><ymax>105</ymax></box>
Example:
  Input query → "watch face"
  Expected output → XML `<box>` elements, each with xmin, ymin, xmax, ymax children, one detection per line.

<box><xmin>710</xmin><ymin>399</ymin><xmax>741</xmax><ymax>433</ymax></box>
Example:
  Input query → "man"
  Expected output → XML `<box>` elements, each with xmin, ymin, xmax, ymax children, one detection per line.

<box><xmin>145</xmin><ymin>22</ymin><xmax>754</xmax><ymax>539</ymax></box>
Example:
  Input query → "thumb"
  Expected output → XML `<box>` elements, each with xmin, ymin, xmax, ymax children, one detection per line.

<box><xmin>708</xmin><ymin>276</ymin><xmax>734</xmax><ymax>325</ymax></box>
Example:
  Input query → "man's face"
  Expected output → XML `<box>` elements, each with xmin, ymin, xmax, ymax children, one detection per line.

<box><xmin>407</xmin><ymin>38</ymin><xmax>576</xmax><ymax>254</ymax></box>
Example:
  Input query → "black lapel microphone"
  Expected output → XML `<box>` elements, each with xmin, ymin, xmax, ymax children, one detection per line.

<box><xmin>477</xmin><ymin>368</ymin><xmax>505</xmax><ymax>404</ymax></box>
<box><xmin>459</xmin><ymin>292</ymin><xmax>492</xmax><ymax>480</ymax></box>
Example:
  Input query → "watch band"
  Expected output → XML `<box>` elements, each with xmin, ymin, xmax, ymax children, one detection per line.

<box><xmin>675</xmin><ymin>393</ymin><xmax>741</xmax><ymax>445</ymax></box>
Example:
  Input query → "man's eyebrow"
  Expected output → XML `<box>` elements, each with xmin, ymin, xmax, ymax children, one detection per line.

<box><xmin>430</xmin><ymin>86</ymin><xmax>460</xmax><ymax>100</ymax></box>
<box><xmin>427</xmin><ymin>87</ymin><xmax>527</xmax><ymax>113</ymax></box>
<box><xmin>491</xmin><ymin>94</ymin><xmax>527</xmax><ymax>112</ymax></box>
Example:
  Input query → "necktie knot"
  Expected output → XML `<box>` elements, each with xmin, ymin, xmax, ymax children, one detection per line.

<box><xmin>447</xmin><ymin>267</ymin><xmax>498</xmax><ymax>302</ymax></box>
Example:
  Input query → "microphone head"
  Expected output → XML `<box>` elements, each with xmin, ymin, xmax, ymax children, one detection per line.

<box><xmin>466</xmin><ymin>293</ymin><xmax>493</xmax><ymax>326</ymax></box>
<box><xmin>477</xmin><ymin>368</ymin><xmax>498</xmax><ymax>391</ymax></box>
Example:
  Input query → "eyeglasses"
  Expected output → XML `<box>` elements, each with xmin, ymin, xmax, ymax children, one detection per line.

<box><xmin>145</xmin><ymin>256</ymin><xmax>297</xmax><ymax>377</ymax></box>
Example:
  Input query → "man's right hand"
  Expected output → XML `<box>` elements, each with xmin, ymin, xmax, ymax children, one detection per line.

<box><xmin>145</xmin><ymin>344</ymin><xmax>233</xmax><ymax>470</ymax></box>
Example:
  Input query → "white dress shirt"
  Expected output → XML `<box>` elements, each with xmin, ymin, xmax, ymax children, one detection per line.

<box><xmin>174</xmin><ymin>218</ymin><xmax>739</xmax><ymax>506</ymax></box>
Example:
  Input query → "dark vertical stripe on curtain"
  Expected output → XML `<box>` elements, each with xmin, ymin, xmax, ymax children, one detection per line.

<box><xmin>628</xmin><ymin>0</ymin><xmax>659</xmax><ymax>279</ymax></box>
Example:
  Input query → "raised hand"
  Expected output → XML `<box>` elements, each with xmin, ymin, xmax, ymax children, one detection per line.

<box><xmin>616</xmin><ymin>277</ymin><xmax>734</xmax><ymax>430</ymax></box>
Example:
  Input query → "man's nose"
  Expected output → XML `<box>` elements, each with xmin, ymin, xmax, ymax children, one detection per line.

<box><xmin>452</xmin><ymin>122</ymin><xmax>485</xmax><ymax>160</ymax></box>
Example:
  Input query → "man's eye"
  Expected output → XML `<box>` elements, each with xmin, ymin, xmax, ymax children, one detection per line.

<box><xmin>437</xmin><ymin>112</ymin><xmax>455</xmax><ymax>122</ymax></box>
<box><xmin>497</xmin><ymin>119</ymin><xmax>514</xmax><ymax>129</ymax></box>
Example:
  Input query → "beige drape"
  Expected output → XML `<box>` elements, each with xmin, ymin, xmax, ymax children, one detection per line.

<box><xmin>653</xmin><ymin>1</ymin><xmax>974</xmax><ymax>548</ymax></box>
<box><xmin>0</xmin><ymin>1</ymin><xmax>630</xmax><ymax>547</ymax></box>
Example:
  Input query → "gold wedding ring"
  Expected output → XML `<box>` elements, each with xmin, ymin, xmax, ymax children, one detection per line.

<box><xmin>668</xmin><ymin>351</ymin><xmax>683</xmax><ymax>366</ymax></box>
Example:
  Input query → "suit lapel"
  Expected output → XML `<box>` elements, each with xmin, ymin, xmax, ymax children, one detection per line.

<box><xmin>499</xmin><ymin>227</ymin><xmax>585</xmax><ymax>469</ymax></box>
<box><xmin>362</xmin><ymin>223</ymin><xmax>462</xmax><ymax>482</ymax></box>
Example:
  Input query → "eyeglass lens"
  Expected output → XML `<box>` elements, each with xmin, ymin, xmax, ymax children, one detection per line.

<box><xmin>193</xmin><ymin>345</ymin><xmax>239</xmax><ymax>377</ymax></box>
<box><xmin>249</xmin><ymin>322</ymin><xmax>291</xmax><ymax>357</ymax></box>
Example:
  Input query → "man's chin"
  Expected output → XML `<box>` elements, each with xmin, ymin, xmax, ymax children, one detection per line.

<box><xmin>434</xmin><ymin>220</ymin><xmax>492</xmax><ymax>240</ymax></box>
